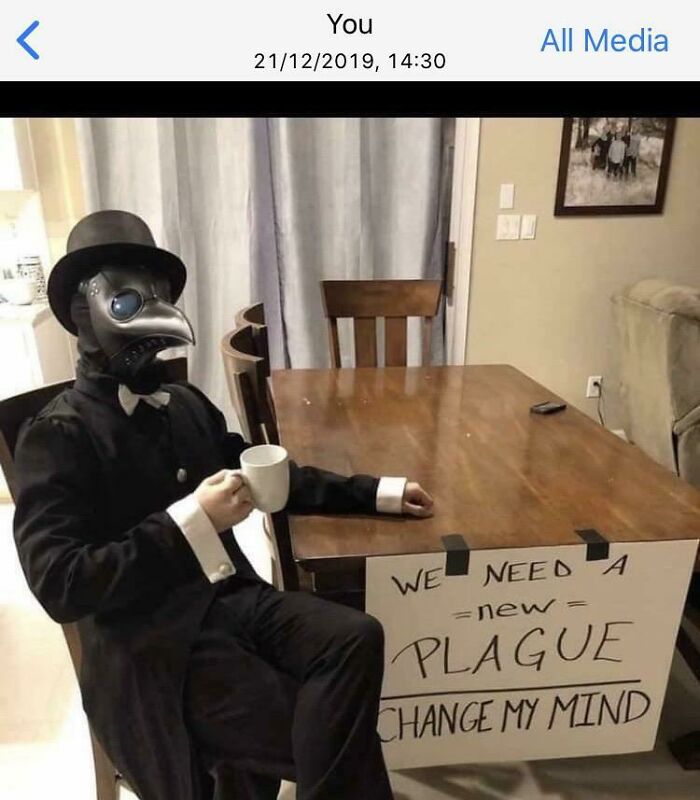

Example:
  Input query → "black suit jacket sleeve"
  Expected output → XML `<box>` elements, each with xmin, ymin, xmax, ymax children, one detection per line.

<box><xmin>186</xmin><ymin>384</ymin><xmax>380</xmax><ymax>515</ymax></box>
<box><xmin>286</xmin><ymin>464</ymin><xmax>379</xmax><ymax>515</ymax></box>
<box><xmin>13</xmin><ymin>416</ymin><xmax>204</xmax><ymax>624</ymax></box>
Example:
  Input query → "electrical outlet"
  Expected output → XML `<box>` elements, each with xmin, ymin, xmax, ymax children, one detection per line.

<box><xmin>586</xmin><ymin>375</ymin><xmax>603</xmax><ymax>398</ymax></box>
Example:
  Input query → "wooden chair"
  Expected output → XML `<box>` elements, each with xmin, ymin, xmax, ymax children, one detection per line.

<box><xmin>0</xmin><ymin>356</ymin><xmax>187</xmax><ymax>800</ymax></box>
<box><xmin>235</xmin><ymin>302</ymin><xmax>270</xmax><ymax>376</ymax></box>
<box><xmin>0</xmin><ymin>380</ymin><xmax>119</xmax><ymax>800</ymax></box>
<box><xmin>321</xmin><ymin>279</ymin><xmax>442</xmax><ymax>367</ymax></box>
<box><xmin>221</xmin><ymin>326</ymin><xmax>299</xmax><ymax>592</ymax></box>
<box><xmin>221</xmin><ymin>325</ymin><xmax>278</xmax><ymax>446</ymax></box>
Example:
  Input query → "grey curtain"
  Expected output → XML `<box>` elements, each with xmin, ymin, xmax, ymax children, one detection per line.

<box><xmin>75</xmin><ymin>117</ymin><xmax>453</xmax><ymax>420</ymax></box>
<box><xmin>251</xmin><ymin>118</ymin><xmax>453</xmax><ymax>368</ymax></box>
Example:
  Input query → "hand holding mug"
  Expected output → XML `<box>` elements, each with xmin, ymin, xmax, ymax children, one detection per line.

<box><xmin>195</xmin><ymin>469</ymin><xmax>254</xmax><ymax>532</ymax></box>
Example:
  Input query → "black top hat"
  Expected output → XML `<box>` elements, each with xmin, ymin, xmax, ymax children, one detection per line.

<box><xmin>48</xmin><ymin>210</ymin><xmax>187</xmax><ymax>334</ymax></box>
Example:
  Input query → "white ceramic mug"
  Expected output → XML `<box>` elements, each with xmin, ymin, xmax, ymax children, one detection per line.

<box><xmin>0</xmin><ymin>278</ymin><xmax>37</xmax><ymax>305</ymax></box>
<box><xmin>237</xmin><ymin>444</ymin><xmax>290</xmax><ymax>513</ymax></box>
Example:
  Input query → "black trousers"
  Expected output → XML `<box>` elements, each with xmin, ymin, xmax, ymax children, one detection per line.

<box><xmin>183</xmin><ymin>580</ymin><xmax>394</xmax><ymax>800</ymax></box>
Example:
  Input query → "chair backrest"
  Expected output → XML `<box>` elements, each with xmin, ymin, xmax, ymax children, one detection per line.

<box><xmin>0</xmin><ymin>380</ymin><xmax>83</xmax><ymax>683</ymax></box>
<box><xmin>235</xmin><ymin>302</ymin><xmax>270</xmax><ymax>375</ymax></box>
<box><xmin>321</xmin><ymin>279</ymin><xmax>442</xmax><ymax>367</ymax></box>
<box><xmin>0</xmin><ymin>381</ymin><xmax>74</xmax><ymax>499</ymax></box>
<box><xmin>221</xmin><ymin>325</ymin><xmax>278</xmax><ymax>445</ymax></box>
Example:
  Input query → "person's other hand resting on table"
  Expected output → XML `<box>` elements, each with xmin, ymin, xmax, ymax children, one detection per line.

<box><xmin>402</xmin><ymin>481</ymin><xmax>434</xmax><ymax>518</ymax></box>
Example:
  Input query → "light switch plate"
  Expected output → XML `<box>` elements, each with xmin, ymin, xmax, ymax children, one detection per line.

<box><xmin>496</xmin><ymin>214</ymin><xmax>520</xmax><ymax>240</ymax></box>
<box><xmin>521</xmin><ymin>214</ymin><xmax>537</xmax><ymax>240</ymax></box>
<box><xmin>499</xmin><ymin>183</ymin><xmax>515</xmax><ymax>209</ymax></box>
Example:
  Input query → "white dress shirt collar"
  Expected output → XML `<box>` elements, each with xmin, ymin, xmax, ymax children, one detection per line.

<box><xmin>118</xmin><ymin>384</ymin><xmax>171</xmax><ymax>416</ymax></box>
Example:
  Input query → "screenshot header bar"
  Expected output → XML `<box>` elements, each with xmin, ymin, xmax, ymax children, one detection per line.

<box><xmin>0</xmin><ymin>2</ymin><xmax>695</xmax><ymax>81</ymax></box>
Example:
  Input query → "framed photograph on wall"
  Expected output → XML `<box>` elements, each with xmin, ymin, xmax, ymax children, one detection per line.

<box><xmin>554</xmin><ymin>117</ymin><xmax>676</xmax><ymax>216</ymax></box>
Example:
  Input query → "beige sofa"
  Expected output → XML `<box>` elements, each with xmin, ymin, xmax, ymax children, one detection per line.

<box><xmin>615</xmin><ymin>278</ymin><xmax>700</xmax><ymax>768</ymax></box>
<box><xmin>614</xmin><ymin>278</ymin><xmax>700</xmax><ymax>489</ymax></box>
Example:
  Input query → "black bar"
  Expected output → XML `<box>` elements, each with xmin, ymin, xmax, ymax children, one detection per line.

<box><xmin>442</xmin><ymin>533</ymin><xmax>470</xmax><ymax>576</ymax></box>
<box><xmin>2</xmin><ymin>81</ymin><xmax>700</xmax><ymax>118</ymax></box>
<box><xmin>576</xmin><ymin>528</ymin><xmax>610</xmax><ymax>561</ymax></box>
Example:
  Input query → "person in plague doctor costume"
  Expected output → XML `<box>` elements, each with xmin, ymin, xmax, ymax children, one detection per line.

<box><xmin>12</xmin><ymin>211</ymin><xmax>434</xmax><ymax>800</ymax></box>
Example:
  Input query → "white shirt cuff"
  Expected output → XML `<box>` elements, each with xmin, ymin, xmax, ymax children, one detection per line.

<box><xmin>167</xmin><ymin>494</ymin><xmax>236</xmax><ymax>583</ymax></box>
<box><xmin>376</xmin><ymin>477</ymin><xmax>407</xmax><ymax>515</ymax></box>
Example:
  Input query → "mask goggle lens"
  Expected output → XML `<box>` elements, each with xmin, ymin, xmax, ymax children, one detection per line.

<box><xmin>110</xmin><ymin>289</ymin><xmax>144</xmax><ymax>321</ymax></box>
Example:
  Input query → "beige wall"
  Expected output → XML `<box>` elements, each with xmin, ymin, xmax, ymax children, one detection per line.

<box><xmin>465</xmin><ymin>117</ymin><xmax>700</xmax><ymax>430</ymax></box>
<box><xmin>26</xmin><ymin>119</ymin><xmax>84</xmax><ymax>364</ymax></box>
<box><xmin>28</xmin><ymin>118</ymin><xmax>85</xmax><ymax>266</ymax></box>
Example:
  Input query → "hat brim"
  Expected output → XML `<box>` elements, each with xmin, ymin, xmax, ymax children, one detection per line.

<box><xmin>48</xmin><ymin>242</ymin><xmax>187</xmax><ymax>335</ymax></box>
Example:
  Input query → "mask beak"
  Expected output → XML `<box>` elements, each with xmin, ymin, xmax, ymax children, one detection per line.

<box><xmin>110</xmin><ymin>298</ymin><xmax>195</xmax><ymax>374</ymax></box>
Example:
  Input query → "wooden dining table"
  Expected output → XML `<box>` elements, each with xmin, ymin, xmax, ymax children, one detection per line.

<box><xmin>270</xmin><ymin>364</ymin><xmax>700</xmax><ymax>602</ymax></box>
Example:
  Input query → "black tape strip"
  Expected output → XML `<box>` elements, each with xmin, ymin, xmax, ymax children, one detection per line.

<box><xmin>441</xmin><ymin>534</ymin><xmax>470</xmax><ymax>576</ymax></box>
<box><xmin>576</xmin><ymin>528</ymin><xmax>610</xmax><ymax>561</ymax></box>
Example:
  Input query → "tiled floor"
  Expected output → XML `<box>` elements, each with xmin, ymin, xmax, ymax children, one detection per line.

<box><xmin>2</xmin><ymin>499</ymin><xmax>700</xmax><ymax>800</ymax></box>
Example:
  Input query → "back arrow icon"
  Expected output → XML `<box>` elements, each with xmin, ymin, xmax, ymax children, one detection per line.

<box><xmin>17</xmin><ymin>21</ymin><xmax>40</xmax><ymax>60</ymax></box>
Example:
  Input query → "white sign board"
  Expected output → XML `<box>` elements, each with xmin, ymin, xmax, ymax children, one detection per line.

<box><xmin>366</xmin><ymin>540</ymin><xmax>697</xmax><ymax>769</ymax></box>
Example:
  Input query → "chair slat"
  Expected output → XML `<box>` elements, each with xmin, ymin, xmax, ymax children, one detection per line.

<box><xmin>354</xmin><ymin>318</ymin><xmax>377</xmax><ymax>367</ymax></box>
<box><xmin>327</xmin><ymin>319</ymin><xmax>342</xmax><ymax>368</ymax></box>
<box><xmin>422</xmin><ymin>317</ymin><xmax>434</xmax><ymax>367</ymax></box>
<box><xmin>385</xmin><ymin>317</ymin><xmax>407</xmax><ymax>367</ymax></box>
<box><xmin>234</xmin><ymin>370</ymin><xmax>264</xmax><ymax>445</ymax></box>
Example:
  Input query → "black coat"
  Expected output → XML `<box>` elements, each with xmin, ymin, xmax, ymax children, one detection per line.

<box><xmin>12</xmin><ymin>370</ymin><xmax>379</xmax><ymax>800</ymax></box>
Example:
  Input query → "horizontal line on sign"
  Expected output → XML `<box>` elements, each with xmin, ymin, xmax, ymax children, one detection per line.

<box><xmin>381</xmin><ymin>679</ymin><xmax>642</xmax><ymax>701</ymax></box>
